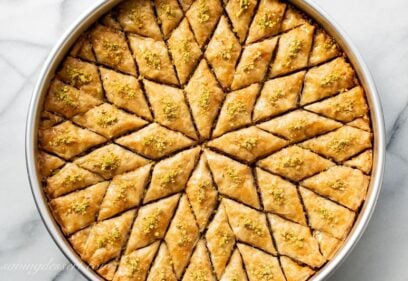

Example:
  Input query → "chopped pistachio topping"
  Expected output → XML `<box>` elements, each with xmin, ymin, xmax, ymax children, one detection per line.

<box><xmin>96</xmin><ymin>109</ymin><xmax>119</xmax><ymax>128</ymax></box>
<box><xmin>269</xmin><ymin>186</ymin><xmax>285</xmax><ymax>205</ymax></box>
<box><xmin>66</xmin><ymin>66</ymin><xmax>92</xmax><ymax>87</ymax></box>
<box><xmin>102</xmin><ymin>39</ymin><xmax>125</xmax><ymax>65</ymax></box>
<box><xmin>98</xmin><ymin>151</ymin><xmax>121</xmax><ymax>171</ymax></box>
<box><xmin>328</xmin><ymin>178</ymin><xmax>347</xmax><ymax>191</ymax></box>
<box><xmin>197</xmin><ymin>180</ymin><xmax>211</xmax><ymax>203</ymax></box>
<box><xmin>328</xmin><ymin>137</ymin><xmax>353</xmax><ymax>152</ymax></box>
<box><xmin>129</xmin><ymin>8</ymin><xmax>144</xmax><ymax>29</ymax></box>
<box><xmin>282</xmin><ymin>231</ymin><xmax>305</xmax><ymax>248</ymax></box>
<box><xmin>142</xmin><ymin>208</ymin><xmax>161</xmax><ymax>236</ymax></box>
<box><xmin>67</xmin><ymin>198</ymin><xmax>89</xmax><ymax>215</ymax></box>
<box><xmin>240</xmin><ymin>215</ymin><xmax>264</xmax><ymax>236</ymax></box>
<box><xmin>125</xmin><ymin>257</ymin><xmax>141</xmax><ymax>277</ymax></box>
<box><xmin>226</xmin><ymin>101</ymin><xmax>246</xmax><ymax>118</ymax></box>
<box><xmin>320</xmin><ymin>72</ymin><xmax>341</xmax><ymax>87</ymax></box>
<box><xmin>316</xmin><ymin>207</ymin><xmax>338</xmax><ymax>225</ymax></box>
<box><xmin>142</xmin><ymin>135</ymin><xmax>168</xmax><ymax>152</ymax></box>
<box><xmin>49</xmin><ymin>130</ymin><xmax>76</xmax><ymax>147</ymax></box>
<box><xmin>160</xmin><ymin>97</ymin><xmax>179</xmax><ymax>120</ymax></box>
<box><xmin>160</xmin><ymin>169</ymin><xmax>179</xmax><ymax>187</ymax></box>
<box><xmin>237</xmin><ymin>0</ymin><xmax>250</xmax><ymax>17</ymax></box>
<box><xmin>54</xmin><ymin>85</ymin><xmax>77</xmax><ymax>107</ymax></box>
<box><xmin>230</xmin><ymin>275</ymin><xmax>239</xmax><ymax>281</ymax></box>
<box><xmin>289</xmin><ymin>119</ymin><xmax>307</xmax><ymax>132</ymax></box>
<box><xmin>176</xmin><ymin>223</ymin><xmax>192</xmax><ymax>246</ymax></box>
<box><xmin>115</xmin><ymin>181</ymin><xmax>133</xmax><ymax>202</ymax></box>
<box><xmin>143</xmin><ymin>51</ymin><xmax>161</xmax><ymax>70</ymax></box>
<box><xmin>62</xmin><ymin>174</ymin><xmax>84</xmax><ymax>185</ymax></box>
<box><xmin>219</xmin><ymin>43</ymin><xmax>234</xmax><ymax>61</ymax></box>
<box><xmin>190</xmin><ymin>270</ymin><xmax>209</xmax><ymax>281</ymax></box>
<box><xmin>253</xmin><ymin>264</ymin><xmax>275</xmax><ymax>281</ymax></box>
<box><xmin>174</xmin><ymin>39</ymin><xmax>192</xmax><ymax>63</ymax></box>
<box><xmin>159</xmin><ymin>2</ymin><xmax>175</xmax><ymax>18</ymax></box>
<box><xmin>268</xmin><ymin>89</ymin><xmax>284</xmax><ymax>106</ymax></box>
<box><xmin>257</xmin><ymin>12</ymin><xmax>280</xmax><ymax>29</ymax></box>
<box><xmin>113</xmin><ymin>82</ymin><xmax>138</xmax><ymax>99</ymax></box>
<box><xmin>239</xmin><ymin>137</ymin><xmax>258</xmax><ymax>151</ymax></box>
<box><xmin>282</xmin><ymin>156</ymin><xmax>304</xmax><ymax>169</ymax></box>
<box><xmin>218</xmin><ymin>231</ymin><xmax>232</xmax><ymax>249</ymax></box>
<box><xmin>97</xmin><ymin>227</ymin><xmax>121</xmax><ymax>248</ymax></box>
<box><xmin>323</xmin><ymin>36</ymin><xmax>337</xmax><ymax>50</ymax></box>
<box><xmin>287</xmin><ymin>39</ymin><xmax>303</xmax><ymax>61</ymax></box>
<box><xmin>224</xmin><ymin>168</ymin><xmax>244</xmax><ymax>185</ymax></box>
<box><xmin>198</xmin><ymin>0</ymin><xmax>210</xmax><ymax>23</ymax></box>
<box><xmin>198</xmin><ymin>86</ymin><xmax>211</xmax><ymax>112</ymax></box>
<box><xmin>334</xmin><ymin>100</ymin><xmax>354</xmax><ymax>113</ymax></box>
<box><xmin>242</xmin><ymin>51</ymin><xmax>262</xmax><ymax>73</ymax></box>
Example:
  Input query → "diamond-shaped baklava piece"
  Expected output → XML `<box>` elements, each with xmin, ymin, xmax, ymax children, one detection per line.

<box><xmin>305</xmin><ymin>86</ymin><xmax>369</xmax><ymax>122</ymax></box>
<box><xmin>182</xmin><ymin>240</ymin><xmax>215</xmax><ymax>281</ymax></box>
<box><xmin>301</xmin><ymin>166</ymin><xmax>369</xmax><ymax>210</ymax></box>
<box><xmin>257</xmin><ymin>145</ymin><xmax>335</xmax><ymax>182</ymax></box>
<box><xmin>186</xmin><ymin>154</ymin><xmax>218</xmax><ymax>231</ymax></box>
<box><xmin>116</xmin><ymin>123</ymin><xmax>196</xmax><ymax>159</ymax></box>
<box><xmin>223</xmin><ymin>198</ymin><xmax>276</xmax><ymax>254</ymax></box>
<box><xmin>238</xmin><ymin>243</ymin><xmax>286</xmax><ymax>281</ymax></box>
<box><xmin>206</xmin><ymin>150</ymin><xmax>260</xmax><ymax>208</ymax></box>
<box><xmin>117</xmin><ymin>0</ymin><xmax>162</xmax><ymax>40</ymax></box>
<box><xmin>37</xmin><ymin>151</ymin><xmax>65</xmax><ymax>179</ymax></box>
<box><xmin>270</xmin><ymin>23</ymin><xmax>315</xmax><ymax>77</ymax></box>
<box><xmin>144</xmin><ymin>147</ymin><xmax>200</xmax><ymax>203</ymax></box>
<box><xmin>269</xmin><ymin>214</ymin><xmax>325</xmax><ymax>268</ymax></box>
<box><xmin>126</xmin><ymin>194</ymin><xmax>180</xmax><ymax>253</ymax></box>
<box><xmin>165</xmin><ymin>195</ymin><xmax>200</xmax><ymax>278</ymax></box>
<box><xmin>50</xmin><ymin>182</ymin><xmax>108</xmax><ymax>234</ymax></box>
<box><xmin>46</xmin><ymin>163</ymin><xmax>103</xmax><ymax>198</ymax></box>
<box><xmin>186</xmin><ymin>0</ymin><xmax>223</xmax><ymax>47</ymax></box>
<box><xmin>232</xmin><ymin>37</ymin><xmax>278</xmax><ymax>90</ymax></box>
<box><xmin>57</xmin><ymin>57</ymin><xmax>103</xmax><ymax>100</ymax></box>
<box><xmin>300</xmin><ymin>57</ymin><xmax>357</xmax><ymax>105</ymax></box>
<box><xmin>253</xmin><ymin>71</ymin><xmax>305</xmax><ymax>121</ymax></box>
<box><xmin>220</xmin><ymin>249</ymin><xmax>248</xmax><ymax>281</ymax></box>
<box><xmin>146</xmin><ymin>243</ymin><xmax>177</xmax><ymax>281</ymax></box>
<box><xmin>185</xmin><ymin>60</ymin><xmax>225</xmax><ymax>140</ymax></box>
<box><xmin>205</xmin><ymin>16</ymin><xmax>241</xmax><ymax>89</ymax></box>
<box><xmin>300</xmin><ymin>126</ymin><xmax>372</xmax><ymax>162</ymax></box>
<box><xmin>309</xmin><ymin>29</ymin><xmax>341</xmax><ymax>66</ymax></box>
<box><xmin>213</xmin><ymin>84</ymin><xmax>260</xmax><ymax>137</ymax></box>
<box><xmin>313</xmin><ymin>230</ymin><xmax>342</xmax><ymax>260</ymax></box>
<box><xmin>206</xmin><ymin>204</ymin><xmax>236</xmax><ymax>279</ymax></box>
<box><xmin>100</xmin><ymin>67</ymin><xmax>152</xmax><ymax>121</ymax></box>
<box><xmin>257</xmin><ymin>110</ymin><xmax>342</xmax><ymax>142</ymax></box>
<box><xmin>344</xmin><ymin>149</ymin><xmax>373</xmax><ymax>174</ymax></box>
<box><xmin>44</xmin><ymin>79</ymin><xmax>102</xmax><ymax>118</ymax></box>
<box><xmin>246</xmin><ymin>0</ymin><xmax>286</xmax><ymax>44</ymax></box>
<box><xmin>168</xmin><ymin>19</ymin><xmax>202</xmax><ymax>85</ymax></box>
<box><xmin>39</xmin><ymin>121</ymin><xmax>107</xmax><ymax>160</ymax></box>
<box><xmin>143</xmin><ymin>80</ymin><xmax>197</xmax><ymax>139</ymax></box>
<box><xmin>128</xmin><ymin>35</ymin><xmax>178</xmax><ymax>85</ymax></box>
<box><xmin>300</xmin><ymin>187</ymin><xmax>355</xmax><ymax>239</ymax></box>
<box><xmin>72</xmin><ymin>103</ymin><xmax>147</xmax><ymax>139</ymax></box>
<box><xmin>74</xmin><ymin>144</ymin><xmax>149</xmax><ymax>179</ymax></box>
<box><xmin>98</xmin><ymin>164</ymin><xmax>152</xmax><ymax>220</ymax></box>
<box><xmin>90</xmin><ymin>24</ymin><xmax>136</xmax><ymax>75</ymax></box>
<box><xmin>226</xmin><ymin>0</ymin><xmax>258</xmax><ymax>42</ymax></box>
<box><xmin>280</xmin><ymin>256</ymin><xmax>315</xmax><ymax>281</ymax></box>
<box><xmin>154</xmin><ymin>0</ymin><xmax>183</xmax><ymax>38</ymax></box>
<box><xmin>207</xmin><ymin>126</ymin><xmax>288</xmax><ymax>163</ymax></box>
<box><xmin>256</xmin><ymin>168</ymin><xmax>306</xmax><ymax>225</ymax></box>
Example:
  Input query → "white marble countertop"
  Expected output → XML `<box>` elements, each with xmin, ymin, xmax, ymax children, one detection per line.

<box><xmin>0</xmin><ymin>0</ymin><xmax>407</xmax><ymax>280</ymax></box>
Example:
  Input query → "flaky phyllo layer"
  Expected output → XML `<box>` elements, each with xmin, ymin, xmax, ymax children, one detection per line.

<box><xmin>37</xmin><ymin>0</ymin><xmax>373</xmax><ymax>280</ymax></box>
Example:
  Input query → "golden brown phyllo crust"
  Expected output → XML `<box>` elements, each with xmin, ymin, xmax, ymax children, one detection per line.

<box><xmin>37</xmin><ymin>0</ymin><xmax>373</xmax><ymax>280</ymax></box>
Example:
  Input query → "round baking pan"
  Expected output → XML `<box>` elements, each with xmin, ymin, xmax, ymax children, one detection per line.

<box><xmin>25</xmin><ymin>0</ymin><xmax>386</xmax><ymax>280</ymax></box>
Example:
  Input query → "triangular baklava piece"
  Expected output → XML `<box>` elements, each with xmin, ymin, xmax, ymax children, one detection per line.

<box><xmin>128</xmin><ymin>35</ymin><xmax>178</xmax><ymax>85</ymax></box>
<box><xmin>143</xmin><ymin>80</ymin><xmax>197</xmax><ymax>139</ymax></box>
<box><xmin>269</xmin><ymin>214</ymin><xmax>325</xmax><ymax>268</ymax></box>
<box><xmin>301</xmin><ymin>166</ymin><xmax>369</xmax><ymax>210</ymax></box>
<box><xmin>74</xmin><ymin>144</ymin><xmax>149</xmax><ymax>179</ymax></box>
<box><xmin>69</xmin><ymin>227</ymin><xmax>91</xmax><ymax>256</ymax></box>
<box><xmin>300</xmin><ymin>187</ymin><xmax>356</xmax><ymax>239</ymax></box>
<box><xmin>185</xmin><ymin>60</ymin><xmax>225</xmax><ymax>140</ymax></box>
<box><xmin>300</xmin><ymin>57</ymin><xmax>357</xmax><ymax>105</ymax></box>
<box><xmin>46</xmin><ymin>163</ymin><xmax>103</xmax><ymax>198</ymax></box>
<box><xmin>270</xmin><ymin>23</ymin><xmax>315</xmax><ymax>78</ymax></box>
<box><xmin>90</xmin><ymin>24</ymin><xmax>136</xmax><ymax>75</ymax></box>
<box><xmin>144</xmin><ymin>147</ymin><xmax>200</xmax><ymax>203</ymax></box>
<box><xmin>253</xmin><ymin>71</ymin><xmax>305</xmax><ymax>121</ymax></box>
<box><xmin>313</xmin><ymin>230</ymin><xmax>342</xmax><ymax>260</ymax></box>
<box><xmin>39</xmin><ymin>121</ymin><xmax>107</xmax><ymax>160</ymax></box>
<box><xmin>154</xmin><ymin>0</ymin><xmax>183</xmax><ymax>38</ymax></box>
<box><xmin>165</xmin><ymin>195</ymin><xmax>200</xmax><ymax>278</ymax></box>
<box><xmin>72</xmin><ymin>103</ymin><xmax>147</xmax><ymax>139</ymax></box>
<box><xmin>347</xmin><ymin>115</ymin><xmax>371</xmax><ymax>131</ymax></box>
<box><xmin>207</xmin><ymin>126</ymin><xmax>288</xmax><ymax>163</ymax></box>
<box><xmin>213</xmin><ymin>84</ymin><xmax>260</xmax><ymax>137</ymax></box>
<box><xmin>146</xmin><ymin>243</ymin><xmax>178</xmax><ymax>281</ymax></box>
<box><xmin>116</xmin><ymin>0</ymin><xmax>162</xmax><ymax>40</ymax></box>
<box><xmin>126</xmin><ymin>194</ymin><xmax>180</xmax><ymax>253</ymax></box>
<box><xmin>182</xmin><ymin>240</ymin><xmax>215</xmax><ymax>281</ymax></box>
<box><xmin>37</xmin><ymin>151</ymin><xmax>65</xmax><ymax>179</ymax></box>
<box><xmin>232</xmin><ymin>37</ymin><xmax>278</xmax><ymax>90</ymax></box>
<box><xmin>50</xmin><ymin>182</ymin><xmax>108</xmax><ymax>234</ymax></box>
<box><xmin>256</xmin><ymin>168</ymin><xmax>306</xmax><ymax>225</ymax></box>
<box><xmin>116</xmin><ymin>123</ymin><xmax>196</xmax><ymax>159</ymax></box>
<box><xmin>186</xmin><ymin>0</ymin><xmax>223</xmax><ymax>47</ymax></box>
<box><xmin>97</xmin><ymin>260</ymin><xmax>118</xmax><ymax>281</ymax></box>
<box><xmin>246</xmin><ymin>0</ymin><xmax>286</xmax><ymax>44</ymax></box>
<box><xmin>39</xmin><ymin>111</ymin><xmax>65</xmax><ymax>129</ymax></box>
<box><xmin>57</xmin><ymin>57</ymin><xmax>103</xmax><ymax>100</ymax></box>
<box><xmin>168</xmin><ymin>19</ymin><xmax>202</xmax><ymax>85</ymax></box>
<box><xmin>344</xmin><ymin>149</ymin><xmax>373</xmax><ymax>174</ymax></box>
<box><xmin>238</xmin><ymin>243</ymin><xmax>286</xmax><ymax>281</ymax></box>
<box><xmin>179</xmin><ymin>0</ymin><xmax>193</xmax><ymax>11</ymax></box>
<box><xmin>205</xmin><ymin>150</ymin><xmax>260</xmax><ymax>208</ymax></box>
<box><xmin>309</xmin><ymin>29</ymin><xmax>341</xmax><ymax>66</ymax></box>
<box><xmin>280</xmin><ymin>256</ymin><xmax>315</xmax><ymax>281</ymax></box>
<box><xmin>101</xmin><ymin>12</ymin><xmax>122</xmax><ymax>30</ymax></box>
<box><xmin>100</xmin><ymin>67</ymin><xmax>152</xmax><ymax>120</ymax></box>
<box><xmin>113</xmin><ymin>241</ymin><xmax>160</xmax><ymax>281</ymax></box>
<box><xmin>219</xmin><ymin>249</ymin><xmax>248</xmax><ymax>281</ymax></box>
<box><xmin>206</xmin><ymin>205</ymin><xmax>236</xmax><ymax>279</ymax></box>
<box><xmin>300</xmin><ymin>126</ymin><xmax>372</xmax><ymax>163</ymax></box>
<box><xmin>226</xmin><ymin>0</ymin><xmax>258</xmax><ymax>42</ymax></box>
<box><xmin>44</xmin><ymin>79</ymin><xmax>102</xmax><ymax>118</ymax></box>
<box><xmin>223</xmin><ymin>198</ymin><xmax>276</xmax><ymax>254</ymax></box>
<box><xmin>186</xmin><ymin>154</ymin><xmax>218</xmax><ymax>232</ymax></box>
<box><xmin>304</xmin><ymin>86</ymin><xmax>369</xmax><ymax>122</ymax></box>
<box><xmin>205</xmin><ymin>16</ymin><xmax>242</xmax><ymax>89</ymax></box>
<box><xmin>257</xmin><ymin>145</ymin><xmax>335</xmax><ymax>182</ymax></box>
<box><xmin>280</xmin><ymin>6</ymin><xmax>308</xmax><ymax>32</ymax></box>
<box><xmin>70</xmin><ymin>33</ymin><xmax>95</xmax><ymax>62</ymax></box>
<box><xmin>257</xmin><ymin>110</ymin><xmax>342</xmax><ymax>142</ymax></box>
<box><xmin>98</xmin><ymin>164</ymin><xmax>153</xmax><ymax>220</ymax></box>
